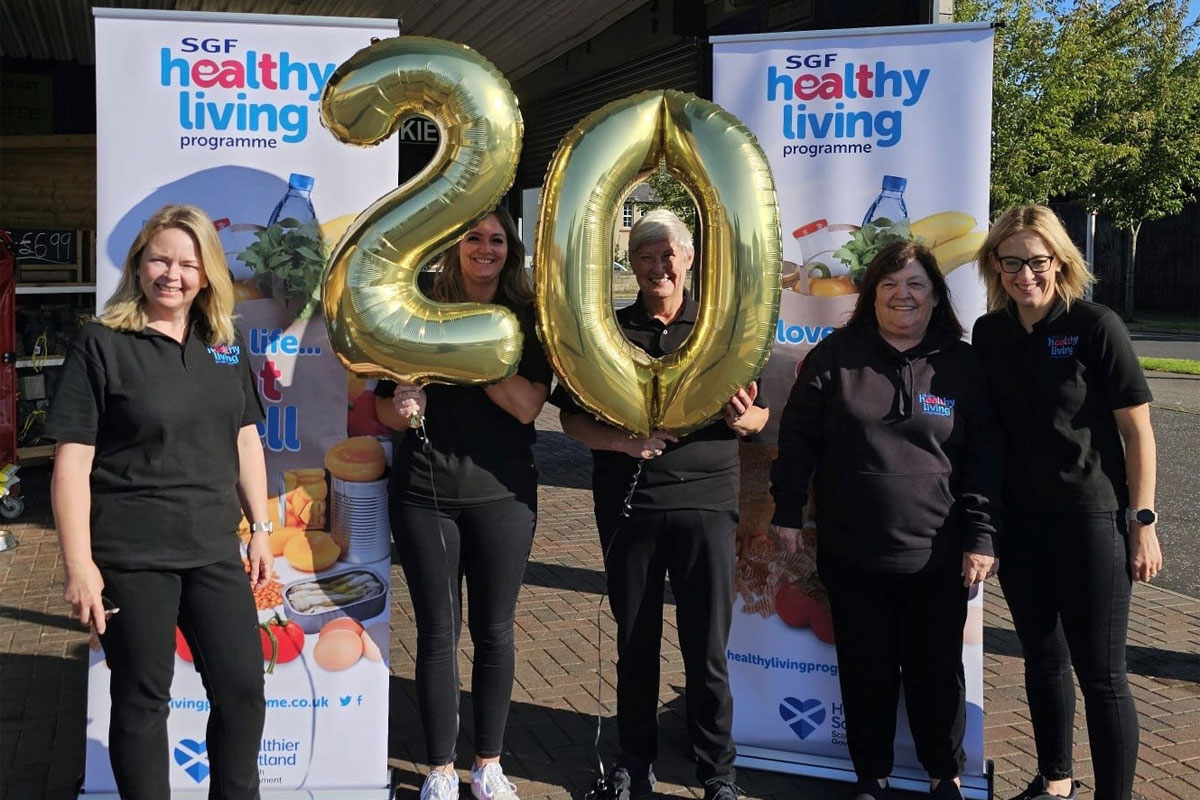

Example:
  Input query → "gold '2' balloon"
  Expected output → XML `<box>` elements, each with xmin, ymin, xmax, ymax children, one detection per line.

<box><xmin>320</xmin><ymin>37</ymin><xmax>524</xmax><ymax>386</ymax></box>
<box><xmin>536</xmin><ymin>90</ymin><xmax>781</xmax><ymax>437</ymax></box>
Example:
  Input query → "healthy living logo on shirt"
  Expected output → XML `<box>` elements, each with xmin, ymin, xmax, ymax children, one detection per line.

<box><xmin>1048</xmin><ymin>334</ymin><xmax>1079</xmax><ymax>359</ymax></box>
<box><xmin>206</xmin><ymin>343</ymin><xmax>241</xmax><ymax>365</ymax></box>
<box><xmin>918</xmin><ymin>393</ymin><xmax>955</xmax><ymax>417</ymax></box>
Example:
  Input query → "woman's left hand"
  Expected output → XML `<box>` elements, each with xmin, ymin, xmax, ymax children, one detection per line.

<box><xmin>961</xmin><ymin>551</ymin><xmax>997</xmax><ymax>587</ymax></box>
<box><xmin>1129</xmin><ymin>523</ymin><xmax>1163</xmax><ymax>582</ymax></box>
<box><xmin>247</xmin><ymin>531</ymin><xmax>274</xmax><ymax>590</ymax></box>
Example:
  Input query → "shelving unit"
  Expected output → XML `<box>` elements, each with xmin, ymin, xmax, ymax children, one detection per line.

<box><xmin>17</xmin><ymin>283</ymin><xmax>97</xmax><ymax>296</ymax></box>
<box><xmin>12</xmin><ymin>281</ymin><xmax>97</xmax><ymax>463</ymax></box>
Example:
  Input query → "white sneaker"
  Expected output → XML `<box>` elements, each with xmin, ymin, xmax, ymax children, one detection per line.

<box><xmin>420</xmin><ymin>770</ymin><xmax>460</xmax><ymax>800</ymax></box>
<box><xmin>470</xmin><ymin>762</ymin><xmax>519</xmax><ymax>800</ymax></box>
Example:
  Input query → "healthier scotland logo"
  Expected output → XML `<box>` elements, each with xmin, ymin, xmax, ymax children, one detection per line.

<box><xmin>173</xmin><ymin>738</ymin><xmax>210</xmax><ymax>783</ymax></box>
<box><xmin>779</xmin><ymin>696</ymin><xmax>827</xmax><ymax>740</ymax></box>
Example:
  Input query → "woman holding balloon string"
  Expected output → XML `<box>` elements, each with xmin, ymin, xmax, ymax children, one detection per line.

<box><xmin>374</xmin><ymin>207</ymin><xmax>552</xmax><ymax>800</ymax></box>
<box><xmin>553</xmin><ymin>209</ymin><xmax>767</xmax><ymax>800</ymax></box>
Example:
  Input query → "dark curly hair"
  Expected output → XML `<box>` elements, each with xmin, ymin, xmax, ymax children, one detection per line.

<box><xmin>845</xmin><ymin>240</ymin><xmax>963</xmax><ymax>340</ymax></box>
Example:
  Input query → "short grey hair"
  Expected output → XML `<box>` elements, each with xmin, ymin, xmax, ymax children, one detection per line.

<box><xmin>629</xmin><ymin>208</ymin><xmax>693</xmax><ymax>258</ymax></box>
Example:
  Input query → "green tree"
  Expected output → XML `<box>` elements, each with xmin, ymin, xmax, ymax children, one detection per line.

<box><xmin>1075</xmin><ymin>1</ymin><xmax>1200</xmax><ymax>317</ymax></box>
<box><xmin>645</xmin><ymin>165</ymin><xmax>698</xmax><ymax>232</ymax></box>
<box><xmin>959</xmin><ymin>0</ymin><xmax>1200</xmax><ymax>317</ymax></box>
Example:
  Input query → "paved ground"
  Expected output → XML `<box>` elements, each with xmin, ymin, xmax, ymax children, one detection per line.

<box><xmin>1</xmin><ymin>406</ymin><xmax>1197</xmax><ymax>800</ymax></box>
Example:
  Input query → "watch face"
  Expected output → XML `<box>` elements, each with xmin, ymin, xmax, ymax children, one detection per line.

<box><xmin>1134</xmin><ymin>509</ymin><xmax>1156</xmax><ymax>525</ymax></box>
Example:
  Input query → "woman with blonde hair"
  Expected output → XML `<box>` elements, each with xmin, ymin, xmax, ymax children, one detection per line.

<box><xmin>972</xmin><ymin>204</ymin><xmax>1160</xmax><ymax>800</ymax></box>
<box><xmin>46</xmin><ymin>204</ymin><xmax>272</xmax><ymax>799</ymax></box>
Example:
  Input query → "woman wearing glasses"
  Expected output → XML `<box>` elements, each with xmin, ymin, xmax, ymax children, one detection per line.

<box><xmin>972</xmin><ymin>205</ymin><xmax>1161</xmax><ymax>800</ymax></box>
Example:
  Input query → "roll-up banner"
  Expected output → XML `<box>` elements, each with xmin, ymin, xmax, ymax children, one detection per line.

<box><xmin>90</xmin><ymin>9</ymin><xmax>399</xmax><ymax>797</ymax></box>
<box><xmin>713</xmin><ymin>24</ymin><xmax>995</xmax><ymax>799</ymax></box>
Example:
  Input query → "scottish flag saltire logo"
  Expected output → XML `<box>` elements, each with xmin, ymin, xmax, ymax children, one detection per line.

<box><xmin>173</xmin><ymin>738</ymin><xmax>209</xmax><ymax>783</ymax></box>
<box><xmin>779</xmin><ymin>697</ymin><xmax>826</xmax><ymax>740</ymax></box>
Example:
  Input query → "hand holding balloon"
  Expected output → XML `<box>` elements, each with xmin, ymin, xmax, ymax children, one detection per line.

<box><xmin>391</xmin><ymin>383</ymin><xmax>427</xmax><ymax>427</ymax></box>
<box><xmin>724</xmin><ymin>381</ymin><xmax>765</xmax><ymax>436</ymax></box>
<box><xmin>618</xmin><ymin>430</ymin><xmax>678</xmax><ymax>461</ymax></box>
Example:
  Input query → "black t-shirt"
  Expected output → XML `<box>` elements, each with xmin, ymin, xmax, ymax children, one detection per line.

<box><xmin>376</xmin><ymin>289</ymin><xmax>552</xmax><ymax>508</ymax></box>
<box><xmin>44</xmin><ymin>321</ymin><xmax>265</xmax><ymax>569</ymax></box>
<box><xmin>551</xmin><ymin>292</ymin><xmax>764</xmax><ymax>516</ymax></box>
<box><xmin>972</xmin><ymin>299</ymin><xmax>1152</xmax><ymax>514</ymax></box>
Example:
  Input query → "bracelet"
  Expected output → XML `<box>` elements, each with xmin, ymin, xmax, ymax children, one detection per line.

<box><xmin>250</xmin><ymin>521</ymin><xmax>274</xmax><ymax>534</ymax></box>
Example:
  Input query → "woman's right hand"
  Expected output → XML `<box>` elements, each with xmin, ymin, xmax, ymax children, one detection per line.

<box><xmin>64</xmin><ymin>559</ymin><xmax>107</xmax><ymax>634</ymax></box>
<box><xmin>618</xmin><ymin>430</ymin><xmax>677</xmax><ymax>460</ymax></box>
<box><xmin>391</xmin><ymin>382</ymin><xmax>427</xmax><ymax>423</ymax></box>
<box><xmin>770</xmin><ymin>524</ymin><xmax>804</xmax><ymax>555</ymax></box>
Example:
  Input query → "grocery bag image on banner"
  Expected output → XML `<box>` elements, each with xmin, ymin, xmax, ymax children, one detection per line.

<box><xmin>713</xmin><ymin>23</ymin><xmax>994</xmax><ymax>798</ymax></box>
<box><xmin>90</xmin><ymin>8</ymin><xmax>399</xmax><ymax>797</ymax></box>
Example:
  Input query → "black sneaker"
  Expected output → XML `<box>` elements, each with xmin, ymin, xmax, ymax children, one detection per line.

<box><xmin>852</xmin><ymin>778</ymin><xmax>892</xmax><ymax>800</ymax></box>
<box><xmin>930</xmin><ymin>780</ymin><xmax>964</xmax><ymax>800</ymax></box>
<box><xmin>609</xmin><ymin>765</ymin><xmax>656</xmax><ymax>800</ymax></box>
<box><xmin>702</xmin><ymin>778</ymin><xmax>742</xmax><ymax>800</ymax></box>
<box><xmin>1007</xmin><ymin>776</ymin><xmax>1078</xmax><ymax>800</ymax></box>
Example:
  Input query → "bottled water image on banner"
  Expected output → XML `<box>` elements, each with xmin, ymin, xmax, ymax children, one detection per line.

<box><xmin>269</xmin><ymin>173</ymin><xmax>318</xmax><ymax>228</ymax></box>
<box><xmin>862</xmin><ymin>174</ymin><xmax>909</xmax><ymax>227</ymax></box>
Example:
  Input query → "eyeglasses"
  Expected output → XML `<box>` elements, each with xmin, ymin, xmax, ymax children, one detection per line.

<box><xmin>995</xmin><ymin>253</ymin><xmax>1055</xmax><ymax>274</ymax></box>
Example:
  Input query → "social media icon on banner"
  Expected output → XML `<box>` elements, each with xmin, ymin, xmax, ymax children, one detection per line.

<box><xmin>339</xmin><ymin>695</ymin><xmax>352</xmax><ymax>707</ymax></box>
<box><xmin>173</xmin><ymin>738</ymin><xmax>210</xmax><ymax>783</ymax></box>
<box><xmin>779</xmin><ymin>697</ymin><xmax>826</xmax><ymax>740</ymax></box>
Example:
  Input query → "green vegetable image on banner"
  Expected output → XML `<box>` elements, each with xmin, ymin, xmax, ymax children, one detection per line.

<box><xmin>831</xmin><ymin>217</ymin><xmax>914</xmax><ymax>286</ymax></box>
<box><xmin>238</xmin><ymin>218</ymin><xmax>329</xmax><ymax>320</ymax></box>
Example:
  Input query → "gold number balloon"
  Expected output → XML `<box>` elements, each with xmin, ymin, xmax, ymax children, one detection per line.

<box><xmin>320</xmin><ymin>37</ymin><xmax>524</xmax><ymax>385</ymax></box>
<box><xmin>535</xmin><ymin>90</ymin><xmax>781</xmax><ymax>437</ymax></box>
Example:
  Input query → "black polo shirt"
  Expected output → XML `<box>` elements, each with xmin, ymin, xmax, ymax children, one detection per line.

<box><xmin>972</xmin><ymin>299</ymin><xmax>1152</xmax><ymax>514</ymax></box>
<box><xmin>552</xmin><ymin>291</ymin><xmax>764</xmax><ymax>516</ymax></box>
<box><xmin>45</xmin><ymin>320</ymin><xmax>265</xmax><ymax>569</ymax></box>
<box><xmin>376</xmin><ymin>291</ymin><xmax>553</xmax><ymax>508</ymax></box>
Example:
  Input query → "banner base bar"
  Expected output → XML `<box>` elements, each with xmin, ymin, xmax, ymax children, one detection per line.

<box><xmin>81</xmin><ymin>790</ymin><xmax>390</xmax><ymax>799</ymax></box>
<box><xmin>736</xmin><ymin>747</ymin><xmax>991</xmax><ymax>800</ymax></box>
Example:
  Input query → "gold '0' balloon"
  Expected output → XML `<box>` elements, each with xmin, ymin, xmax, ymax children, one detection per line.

<box><xmin>535</xmin><ymin>90</ymin><xmax>781</xmax><ymax>437</ymax></box>
<box><xmin>320</xmin><ymin>36</ymin><xmax>524</xmax><ymax>385</ymax></box>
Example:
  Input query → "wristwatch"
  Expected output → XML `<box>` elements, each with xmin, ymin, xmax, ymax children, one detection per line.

<box><xmin>250</xmin><ymin>520</ymin><xmax>275</xmax><ymax>534</ymax></box>
<box><xmin>1127</xmin><ymin>508</ymin><xmax>1156</xmax><ymax>526</ymax></box>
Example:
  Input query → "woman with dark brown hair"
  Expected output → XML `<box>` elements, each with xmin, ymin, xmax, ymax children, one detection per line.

<box><xmin>374</xmin><ymin>207</ymin><xmax>551</xmax><ymax>800</ymax></box>
<box><xmin>770</xmin><ymin>241</ymin><xmax>1002</xmax><ymax>800</ymax></box>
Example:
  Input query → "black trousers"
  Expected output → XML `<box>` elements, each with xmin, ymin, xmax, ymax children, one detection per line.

<box><xmin>999</xmin><ymin>511</ymin><xmax>1138</xmax><ymax>800</ymax></box>
<box><xmin>818</xmin><ymin>551</ymin><xmax>968</xmax><ymax>781</ymax></box>
<box><xmin>390</xmin><ymin>497</ymin><xmax>536</xmax><ymax>765</ymax></box>
<box><xmin>596</xmin><ymin>505</ymin><xmax>738</xmax><ymax>784</ymax></box>
<box><xmin>98</xmin><ymin>554</ymin><xmax>265</xmax><ymax>800</ymax></box>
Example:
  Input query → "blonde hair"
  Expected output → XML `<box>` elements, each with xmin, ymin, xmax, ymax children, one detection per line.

<box><xmin>629</xmin><ymin>208</ymin><xmax>693</xmax><ymax>258</ymax></box>
<box><xmin>977</xmin><ymin>204</ymin><xmax>1095</xmax><ymax>313</ymax></box>
<box><xmin>432</xmin><ymin>207</ymin><xmax>532</xmax><ymax>305</ymax></box>
<box><xmin>99</xmin><ymin>204</ymin><xmax>236</xmax><ymax>345</ymax></box>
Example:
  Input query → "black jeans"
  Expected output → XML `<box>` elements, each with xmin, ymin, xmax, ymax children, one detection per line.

<box><xmin>596</xmin><ymin>505</ymin><xmax>738</xmax><ymax>784</ymax></box>
<box><xmin>391</xmin><ymin>497</ymin><xmax>535</xmax><ymax>765</ymax></box>
<box><xmin>818</xmin><ymin>551</ymin><xmax>968</xmax><ymax>781</ymax></box>
<box><xmin>98</xmin><ymin>554</ymin><xmax>265</xmax><ymax>800</ymax></box>
<box><xmin>999</xmin><ymin>511</ymin><xmax>1138</xmax><ymax>800</ymax></box>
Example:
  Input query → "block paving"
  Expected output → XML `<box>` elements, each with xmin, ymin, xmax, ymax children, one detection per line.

<box><xmin>2</xmin><ymin>409</ymin><xmax>1197</xmax><ymax>799</ymax></box>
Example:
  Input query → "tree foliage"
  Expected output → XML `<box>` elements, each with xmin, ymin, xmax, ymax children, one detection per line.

<box><xmin>958</xmin><ymin>0</ymin><xmax>1200</xmax><ymax>315</ymax></box>
<box><xmin>644</xmin><ymin>165</ymin><xmax>698</xmax><ymax>232</ymax></box>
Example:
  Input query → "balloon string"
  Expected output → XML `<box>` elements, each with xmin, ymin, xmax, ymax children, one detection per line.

<box><xmin>414</xmin><ymin>420</ymin><xmax>460</xmax><ymax>753</ymax></box>
<box><xmin>588</xmin><ymin>457</ymin><xmax>645</xmax><ymax>795</ymax></box>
